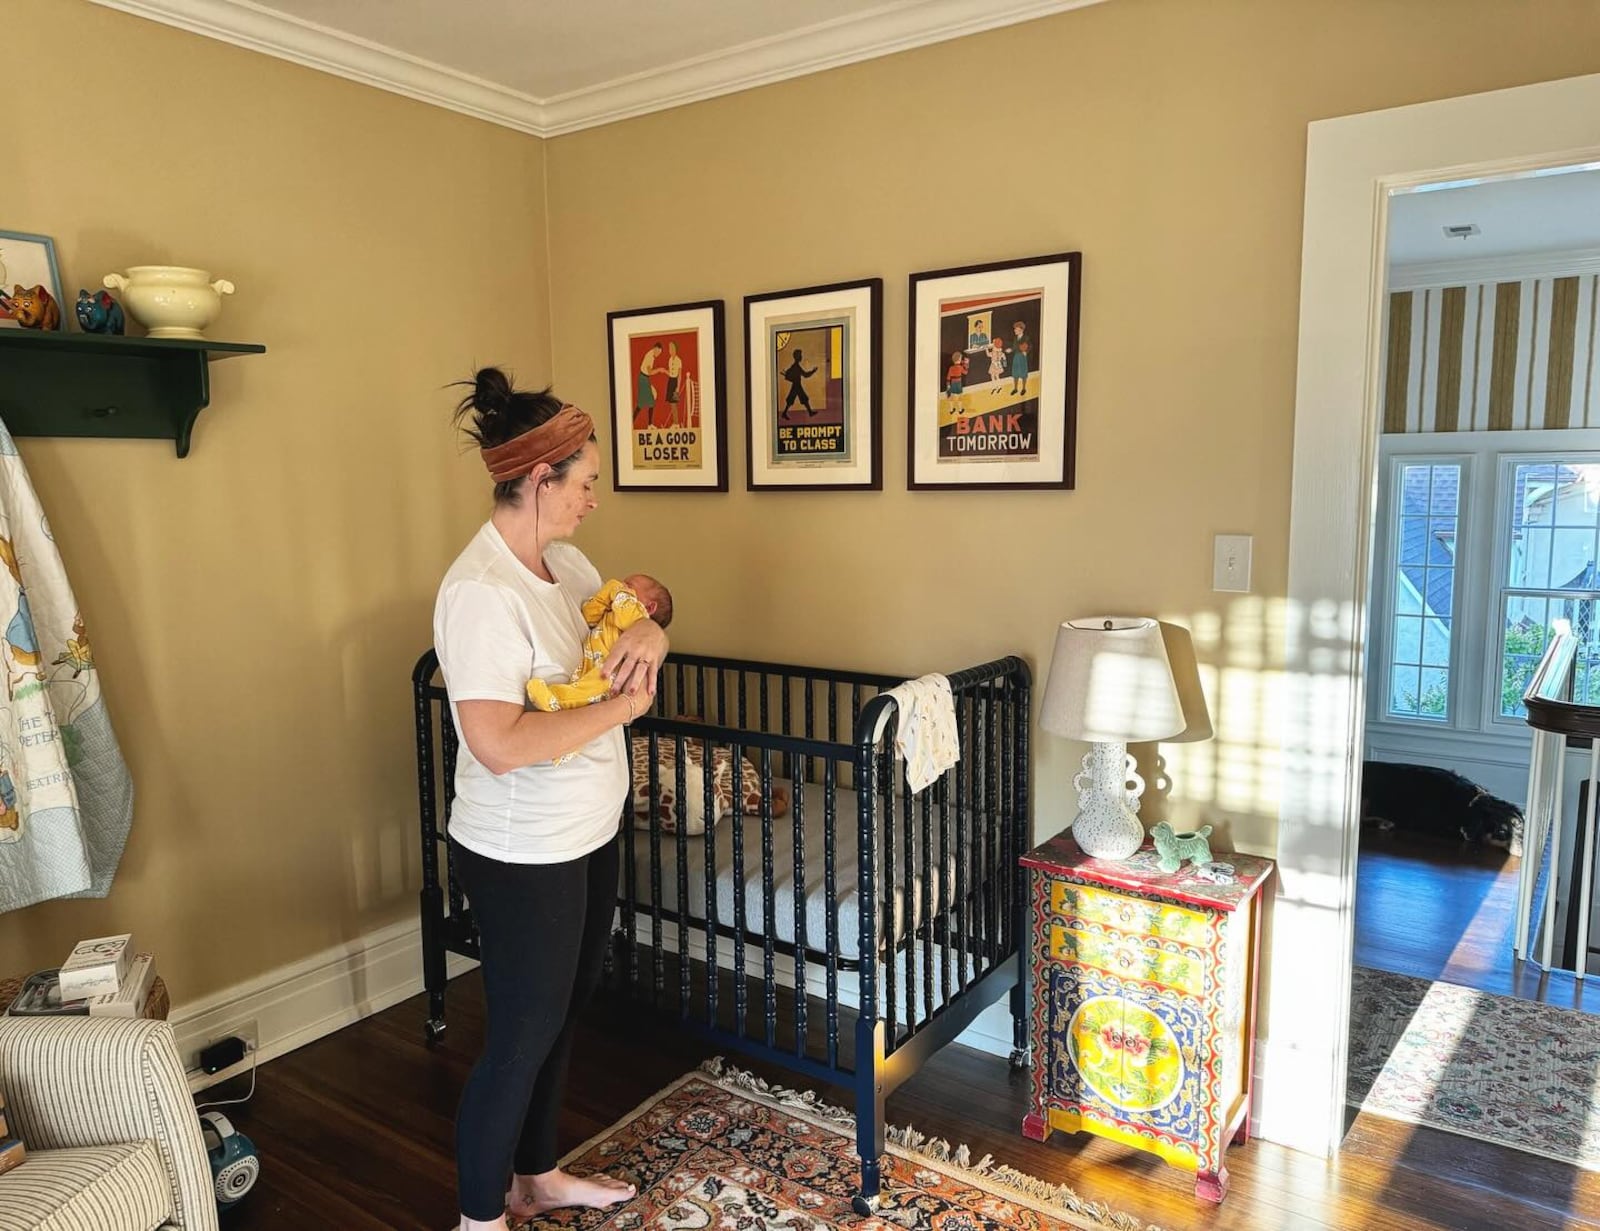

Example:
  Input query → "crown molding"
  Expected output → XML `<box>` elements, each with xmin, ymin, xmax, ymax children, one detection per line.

<box><xmin>87</xmin><ymin>0</ymin><xmax>1108</xmax><ymax>138</ymax></box>
<box><xmin>536</xmin><ymin>0</ymin><xmax>1110</xmax><ymax>136</ymax></box>
<box><xmin>86</xmin><ymin>0</ymin><xmax>547</xmax><ymax>133</ymax></box>
<box><xmin>1389</xmin><ymin>246</ymin><xmax>1600</xmax><ymax>291</ymax></box>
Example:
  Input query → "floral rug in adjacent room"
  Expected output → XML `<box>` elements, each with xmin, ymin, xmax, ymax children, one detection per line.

<box><xmin>504</xmin><ymin>1058</ymin><xmax>1162</xmax><ymax>1231</ymax></box>
<box><xmin>1348</xmin><ymin>965</ymin><xmax>1600</xmax><ymax>1170</ymax></box>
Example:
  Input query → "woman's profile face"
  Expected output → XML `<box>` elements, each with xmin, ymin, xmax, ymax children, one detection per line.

<box><xmin>540</xmin><ymin>441</ymin><xmax>601</xmax><ymax>538</ymax></box>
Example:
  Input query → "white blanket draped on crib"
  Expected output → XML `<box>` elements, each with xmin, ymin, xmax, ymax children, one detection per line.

<box><xmin>0</xmin><ymin>420</ymin><xmax>134</xmax><ymax>913</ymax></box>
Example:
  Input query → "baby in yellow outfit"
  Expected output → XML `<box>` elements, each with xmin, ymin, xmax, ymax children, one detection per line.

<box><xmin>527</xmin><ymin>573</ymin><xmax>674</xmax><ymax>727</ymax></box>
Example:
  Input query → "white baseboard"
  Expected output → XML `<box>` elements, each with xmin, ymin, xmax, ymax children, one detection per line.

<box><xmin>171</xmin><ymin>918</ymin><xmax>477</xmax><ymax>1091</ymax></box>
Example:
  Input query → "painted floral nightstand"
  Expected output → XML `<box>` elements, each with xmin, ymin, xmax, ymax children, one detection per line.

<box><xmin>1019</xmin><ymin>833</ymin><xmax>1273</xmax><ymax>1203</ymax></box>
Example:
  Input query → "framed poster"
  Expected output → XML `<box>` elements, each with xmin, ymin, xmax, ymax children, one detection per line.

<box><xmin>907</xmin><ymin>251</ymin><xmax>1080</xmax><ymax>490</ymax></box>
<box><xmin>607</xmin><ymin>299</ymin><xmax>727</xmax><ymax>492</ymax></box>
<box><xmin>745</xmin><ymin>278</ymin><xmax>881</xmax><ymax>491</ymax></box>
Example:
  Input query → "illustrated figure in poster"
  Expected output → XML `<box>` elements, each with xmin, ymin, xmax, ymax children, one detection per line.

<box><xmin>1007</xmin><ymin>319</ymin><xmax>1031</xmax><ymax>396</ymax></box>
<box><xmin>968</xmin><ymin>319</ymin><xmax>990</xmax><ymax>349</ymax></box>
<box><xmin>634</xmin><ymin>341</ymin><xmax>666</xmax><ymax>430</ymax></box>
<box><xmin>984</xmin><ymin>337</ymin><xmax>1007</xmax><ymax>392</ymax></box>
<box><xmin>946</xmin><ymin>350</ymin><xmax>969</xmax><ymax>407</ymax></box>
<box><xmin>781</xmin><ymin>349</ymin><xmax>819</xmax><ymax>419</ymax></box>
<box><xmin>663</xmin><ymin>341</ymin><xmax>685</xmax><ymax>427</ymax></box>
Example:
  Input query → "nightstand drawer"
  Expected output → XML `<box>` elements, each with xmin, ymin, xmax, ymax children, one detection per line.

<box><xmin>1047</xmin><ymin>921</ymin><xmax>1206</xmax><ymax>996</ymax></box>
<box><xmin>1049</xmin><ymin>880</ymin><xmax>1212</xmax><ymax>946</ymax></box>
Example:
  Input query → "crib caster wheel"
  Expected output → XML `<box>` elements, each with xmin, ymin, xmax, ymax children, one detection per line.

<box><xmin>1009</xmin><ymin>1046</ymin><xmax>1032</xmax><ymax>1071</ymax></box>
<box><xmin>852</xmin><ymin>1193</ymin><xmax>880</xmax><ymax>1216</ymax></box>
<box><xmin>424</xmin><ymin>1018</ymin><xmax>446</xmax><ymax>1046</ymax></box>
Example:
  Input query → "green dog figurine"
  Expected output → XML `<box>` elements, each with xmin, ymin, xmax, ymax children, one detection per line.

<box><xmin>1151</xmin><ymin>822</ymin><xmax>1213</xmax><ymax>873</ymax></box>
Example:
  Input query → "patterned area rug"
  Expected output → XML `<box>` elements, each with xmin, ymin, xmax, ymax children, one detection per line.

<box><xmin>505</xmin><ymin>1059</ymin><xmax>1163</xmax><ymax>1230</ymax></box>
<box><xmin>1348</xmin><ymin>966</ymin><xmax>1600</xmax><ymax>1170</ymax></box>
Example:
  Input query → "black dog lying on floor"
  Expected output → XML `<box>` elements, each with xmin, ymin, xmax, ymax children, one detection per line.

<box><xmin>1360</xmin><ymin>760</ymin><xmax>1525</xmax><ymax>856</ymax></box>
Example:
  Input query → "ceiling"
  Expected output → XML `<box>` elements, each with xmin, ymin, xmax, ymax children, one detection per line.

<box><xmin>1388</xmin><ymin>164</ymin><xmax>1600</xmax><ymax>274</ymax></box>
<box><xmin>91</xmin><ymin>0</ymin><xmax>1105</xmax><ymax>135</ymax></box>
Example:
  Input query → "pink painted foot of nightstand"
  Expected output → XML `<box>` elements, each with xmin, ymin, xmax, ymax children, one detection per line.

<box><xmin>1231</xmin><ymin>1120</ymin><xmax>1249</xmax><ymax>1147</ymax></box>
<box><xmin>1195</xmin><ymin>1165</ymin><xmax>1229</xmax><ymax>1204</ymax></box>
<box><xmin>1021</xmin><ymin>1113</ymin><xmax>1051</xmax><ymax>1142</ymax></box>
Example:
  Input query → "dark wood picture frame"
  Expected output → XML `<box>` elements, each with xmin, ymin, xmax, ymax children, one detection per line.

<box><xmin>907</xmin><ymin>251</ymin><xmax>1081</xmax><ymax>491</ymax></box>
<box><xmin>744</xmin><ymin>277</ymin><xmax>883</xmax><ymax>492</ymax></box>
<box><xmin>606</xmin><ymin>299</ymin><xmax>728</xmax><ymax>492</ymax></box>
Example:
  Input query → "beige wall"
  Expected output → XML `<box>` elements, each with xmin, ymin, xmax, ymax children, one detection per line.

<box><xmin>0</xmin><ymin>1</ymin><xmax>549</xmax><ymax>998</ymax></box>
<box><xmin>547</xmin><ymin>0</ymin><xmax>1600</xmax><ymax>858</ymax></box>
<box><xmin>7</xmin><ymin>0</ymin><xmax>1600</xmax><ymax>1013</ymax></box>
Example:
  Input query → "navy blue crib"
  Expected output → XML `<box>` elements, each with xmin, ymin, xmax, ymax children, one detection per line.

<box><xmin>413</xmin><ymin>649</ymin><xmax>1032</xmax><ymax>1211</ymax></box>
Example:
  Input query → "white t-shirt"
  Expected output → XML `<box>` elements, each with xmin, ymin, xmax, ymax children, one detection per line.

<box><xmin>432</xmin><ymin>525</ymin><xmax>627</xmax><ymax>863</ymax></box>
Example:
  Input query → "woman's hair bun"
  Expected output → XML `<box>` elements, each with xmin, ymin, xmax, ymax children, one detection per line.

<box><xmin>473</xmin><ymin>367</ymin><xmax>514</xmax><ymax>417</ymax></box>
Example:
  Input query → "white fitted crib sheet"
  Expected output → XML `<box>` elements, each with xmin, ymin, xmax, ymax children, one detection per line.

<box><xmin>623</xmin><ymin>781</ymin><xmax>963</xmax><ymax>963</ymax></box>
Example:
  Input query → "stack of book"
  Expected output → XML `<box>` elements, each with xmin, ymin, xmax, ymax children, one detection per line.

<box><xmin>6</xmin><ymin>934</ymin><xmax>162</xmax><ymax>1019</ymax></box>
<box><xmin>0</xmin><ymin>1091</ymin><xmax>23</xmax><ymax>1175</ymax></box>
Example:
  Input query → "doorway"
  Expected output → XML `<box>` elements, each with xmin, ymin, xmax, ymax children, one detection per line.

<box><xmin>1268</xmin><ymin>71</ymin><xmax>1600</xmax><ymax>1161</ymax></box>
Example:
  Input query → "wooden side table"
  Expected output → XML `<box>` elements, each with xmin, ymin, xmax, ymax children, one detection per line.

<box><xmin>1020</xmin><ymin>834</ymin><xmax>1272</xmax><ymax>1203</ymax></box>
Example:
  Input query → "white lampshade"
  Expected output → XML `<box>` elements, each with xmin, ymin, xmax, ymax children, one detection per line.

<box><xmin>1040</xmin><ymin>617</ymin><xmax>1186</xmax><ymax>744</ymax></box>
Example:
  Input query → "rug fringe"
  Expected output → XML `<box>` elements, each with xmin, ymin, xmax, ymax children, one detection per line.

<box><xmin>697</xmin><ymin>1058</ymin><xmax>1164</xmax><ymax>1231</ymax></box>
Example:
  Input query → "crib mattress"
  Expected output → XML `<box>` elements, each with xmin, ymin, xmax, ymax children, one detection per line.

<box><xmin>623</xmin><ymin>781</ymin><xmax>957</xmax><ymax>963</ymax></box>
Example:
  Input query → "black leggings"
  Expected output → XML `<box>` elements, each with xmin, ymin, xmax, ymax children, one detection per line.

<box><xmin>451</xmin><ymin>837</ymin><xmax>619</xmax><ymax>1220</ymax></box>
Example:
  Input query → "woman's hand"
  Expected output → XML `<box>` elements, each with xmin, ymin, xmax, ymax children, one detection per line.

<box><xmin>604</xmin><ymin>619</ymin><xmax>669</xmax><ymax>698</ymax></box>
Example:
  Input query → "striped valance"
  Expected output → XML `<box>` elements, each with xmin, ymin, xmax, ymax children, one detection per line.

<box><xmin>1383</xmin><ymin>275</ymin><xmax>1600</xmax><ymax>433</ymax></box>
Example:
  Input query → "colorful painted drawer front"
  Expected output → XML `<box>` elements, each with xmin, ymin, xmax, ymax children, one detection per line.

<box><xmin>1040</xmin><ymin>963</ymin><xmax>1208</xmax><ymax>1152</ymax></box>
<box><xmin>1047</xmin><ymin>921</ymin><xmax>1208</xmax><ymax>996</ymax></box>
<box><xmin>1050</xmin><ymin>879</ymin><xmax>1211</xmax><ymax>946</ymax></box>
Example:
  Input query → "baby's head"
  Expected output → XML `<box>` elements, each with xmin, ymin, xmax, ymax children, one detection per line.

<box><xmin>623</xmin><ymin>573</ymin><xmax>674</xmax><ymax>628</ymax></box>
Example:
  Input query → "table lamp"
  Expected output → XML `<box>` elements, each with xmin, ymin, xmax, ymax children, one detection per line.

<box><xmin>1040</xmin><ymin>617</ymin><xmax>1187</xmax><ymax>859</ymax></box>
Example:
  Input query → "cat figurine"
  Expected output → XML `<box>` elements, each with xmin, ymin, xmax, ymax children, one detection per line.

<box><xmin>0</xmin><ymin>285</ymin><xmax>61</xmax><ymax>331</ymax></box>
<box><xmin>75</xmin><ymin>289</ymin><xmax>125</xmax><ymax>335</ymax></box>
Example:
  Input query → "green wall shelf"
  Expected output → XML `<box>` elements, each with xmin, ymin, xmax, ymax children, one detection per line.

<box><xmin>0</xmin><ymin>330</ymin><xmax>266</xmax><ymax>458</ymax></box>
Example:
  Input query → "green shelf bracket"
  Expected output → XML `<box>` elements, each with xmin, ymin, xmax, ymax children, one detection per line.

<box><xmin>0</xmin><ymin>331</ymin><xmax>265</xmax><ymax>458</ymax></box>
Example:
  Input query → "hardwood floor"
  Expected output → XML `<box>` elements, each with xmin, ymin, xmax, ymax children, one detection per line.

<box><xmin>211</xmin><ymin>970</ymin><xmax>1600</xmax><ymax>1231</ymax></box>
<box><xmin>1354</xmin><ymin>831</ymin><xmax>1600</xmax><ymax>1013</ymax></box>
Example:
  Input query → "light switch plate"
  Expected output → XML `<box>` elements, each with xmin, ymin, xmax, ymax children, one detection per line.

<box><xmin>1213</xmin><ymin>534</ymin><xmax>1252</xmax><ymax>592</ymax></box>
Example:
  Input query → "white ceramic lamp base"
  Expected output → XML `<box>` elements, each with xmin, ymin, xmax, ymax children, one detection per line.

<box><xmin>1070</xmin><ymin>741</ymin><xmax>1147</xmax><ymax>860</ymax></box>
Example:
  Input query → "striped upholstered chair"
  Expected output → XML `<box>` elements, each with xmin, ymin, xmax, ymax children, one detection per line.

<box><xmin>0</xmin><ymin>1015</ymin><xmax>218</xmax><ymax>1231</ymax></box>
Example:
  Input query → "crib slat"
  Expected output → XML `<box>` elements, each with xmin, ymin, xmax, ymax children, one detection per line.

<box><xmin>984</xmin><ymin>685</ymin><xmax>998</xmax><ymax>965</ymax></box>
<box><xmin>953</xmin><ymin>691</ymin><xmax>966</xmax><ymax>986</ymax></box>
<box><xmin>829</xmin><ymin>681</ymin><xmax>839</xmax><ymax>746</ymax></box>
<box><xmin>703</xmin><ymin>734</ymin><xmax>719</xmax><ymax>1030</ymax></box>
<box><xmin>1001</xmin><ymin>680</ymin><xmax>1016</xmax><ymax>956</ymax></box>
<box><xmin>648</xmin><ymin>732</ymin><xmax>665</xmax><ymax>1001</ymax></box>
<box><xmin>760</xmin><ymin>747</ymin><xmax>778</xmax><ymax>1050</ymax></box>
<box><xmin>737</xmin><ymin>670</ymin><xmax>746</xmax><ymax>729</ymax></box>
<box><xmin>731</xmin><ymin>742</ymin><xmax>749</xmax><ymax>1041</ymax></box>
<box><xmin>761</xmin><ymin>675</ymin><xmax>769</xmax><ymax>734</ymax></box>
<box><xmin>882</xmin><ymin>738</ymin><xmax>898</xmax><ymax>1048</ymax></box>
<box><xmin>676</xmin><ymin>734</ymin><xmax>691</xmax><ymax>1017</ymax></box>
<box><xmin>791</xmin><ymin>755</ymin><xmax>807</xmax><ymax>1059</ymax></box>
<box><xmin>902</xmin><ymin>738</ymin><xmax>917</xmax><ymax>1033</ymax></box>
<box><xmin>940</xmin><ymin>765</ymin><xmax>953</xmax><ymax>1003</ymax></box>
<box><xmin>921</xmin><ymin>785</ymin><xmax>934</xmax><ymax>1025</ymax></box>
<box><xmin>823</xmin><ymin>758</ymin><xmax>840</xmax><ymax>1068</ymax></box>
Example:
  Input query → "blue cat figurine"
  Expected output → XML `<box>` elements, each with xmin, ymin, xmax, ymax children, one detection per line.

<box><xmin>75</xmin><ymin>289</ymin><xmax>125</xmax><ymax>335</ymax></box>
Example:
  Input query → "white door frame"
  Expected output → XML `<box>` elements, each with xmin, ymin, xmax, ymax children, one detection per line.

<box><xmin>1267</xmin><ymin>71</ymin><xmax>1600</xmax><ymax>1158</ymax></box>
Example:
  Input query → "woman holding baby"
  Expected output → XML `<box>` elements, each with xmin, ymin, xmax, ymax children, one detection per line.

<box><xmin>434</xmin><ymin>366</ymin><xmax>667</xmax><ymax>1230</ymax></box>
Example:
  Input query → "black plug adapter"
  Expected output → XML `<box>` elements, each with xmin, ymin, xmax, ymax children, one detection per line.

<box><xmin>199</xmin><ymin>1035</ymin><xmax>248</xmax><ymax>1075</ymax></box>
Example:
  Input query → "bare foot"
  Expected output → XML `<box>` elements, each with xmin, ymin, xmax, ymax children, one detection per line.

<box><xmin>459</xmin><ymin>1217</ymin><xmax>511</xmax><ymax>1231</ymax></box>
<box><xmin>506</xmin><ymin>1169</ymin><xmax>636</xmax><ymax>1220</ymax></box>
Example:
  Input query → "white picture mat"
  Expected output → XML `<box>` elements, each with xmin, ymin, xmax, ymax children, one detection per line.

<box><xmin>748</xmin><ymin>284</ymin><xmax>876</xmax><ymax>487</ymax></box>
<box><xmin>911</xmin><ymin>260</ymin><xmax>1074</xmax><ymax>485</ymax></box>
<box><xmin>0</xmin><ymin>234</ymin><xmax>61</xmax><ymax>328</ymax></box>
<box><xmin>611</xmin><ymin>305</ymin><xmax>722</xmax><ymax>489</ymax></box>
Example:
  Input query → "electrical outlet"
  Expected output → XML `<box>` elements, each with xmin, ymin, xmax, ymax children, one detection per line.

<box><xmin>185</xmin><ymin>1018</ymin><xmax>259</xmax><ymax>1079</ymax></box>
<box><xmin>1213</xmin><ymin>534</ymin><xmax>1253</xmax><ymax>593</ymax></box>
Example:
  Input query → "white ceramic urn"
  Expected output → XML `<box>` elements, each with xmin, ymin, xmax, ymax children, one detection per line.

<box><xmin>103</xmin><ymin>266</ymin><xmax>235</xmax><ymax>340</ymax></box>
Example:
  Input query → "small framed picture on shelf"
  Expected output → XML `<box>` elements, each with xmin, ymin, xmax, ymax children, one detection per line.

<box><xmin>745</xmin><ymin>278</ymin><xmax>882</xmax><ymax>491</ymax></box>
<box><xmin>907</xmin><ymin>251</ymin><xmax>1081</xmax><ymax>490</ymax></box>
<box><xmin>0</xmin><ymin>230</ymin><xmax>64</xmax><ymax>330</ymax></box>
<box><xmin>607</xmin><ymin>299</ymin><xmax>728</xmax><ymax>492</ymax></box>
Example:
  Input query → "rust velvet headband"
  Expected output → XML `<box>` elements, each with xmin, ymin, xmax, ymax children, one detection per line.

<box><xmin>479</xmin><ymin>405</ymin><xmax>594</xmax><ymax>483</ymax></box>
